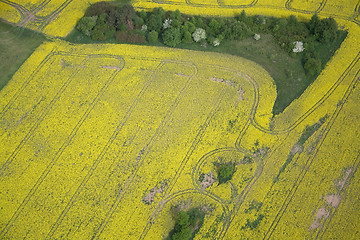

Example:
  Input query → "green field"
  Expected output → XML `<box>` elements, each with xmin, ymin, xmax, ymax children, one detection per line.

<box><xmin>0</xmin><ymin>20</ymin><xmax>46</xmax><ymax>91</ymax></box>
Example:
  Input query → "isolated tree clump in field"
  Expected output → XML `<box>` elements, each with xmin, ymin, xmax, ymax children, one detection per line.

<box><xmin>217</xmin><ymin>162</ymin><xmax>236</xmax><ymax>184</ymax></box>
<box><xmin>168</xmin><ymin>208</ymin><xmax>205</xmax><ymax>240</ymax></box>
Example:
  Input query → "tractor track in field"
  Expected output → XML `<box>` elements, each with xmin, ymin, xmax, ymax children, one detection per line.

<box><xmin>285</xmin><ymin>0</ymin><xmax>328</xmax><ymax>14</ymax></box>
<box><xmin>45</xmin><ymin>61</ymin><xmax>198</xmax><ymax>239</ymax></box>
<box><xmin>316</xmin><ymin>151</ymin><xmax>360</xmax><ymax>239</ymax></box>
<box><xmin>0</xmin><ymin>0</ymin><xmax>74</xmax><ymax>31</ymax></box>
<box><xmin>138</xmin><ymin>86</ymin><xmax>227</xmax><ymax>239</ymax></box>
<box><xmin>151</xmin><ymin>0</ymin><xmax>258</xmax><ymax>8</ymax></box>
<box><xmin>0</xmin><ymin>53</ymin><xmax>125</xmax><ymax>238</ymax></box>
<box><xmin>263</xmin><ymin>69</ymin><xmax>360</xmax><ymax>240</ymax></box>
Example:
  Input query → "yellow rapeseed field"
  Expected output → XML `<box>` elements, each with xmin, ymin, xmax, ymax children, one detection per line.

<box><xmin>0</xmin><ymin>0</ymin><xmax>360</xmax><ymax>239</ymax></box>
<box><xmin>0</xmin><ymin>0</ymin><xmax>112</xmax><ymax>37</ymax></box>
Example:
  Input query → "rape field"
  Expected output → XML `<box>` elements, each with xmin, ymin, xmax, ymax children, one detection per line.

<box><xmin>0</xmin><ymin>0</ymin><xmax>112</xmax><ymax>37</ymax></box>
<box><xmin>1</xmin><ymin>0</ymin><xmax>360</xmax><ymax>239</ymax></box>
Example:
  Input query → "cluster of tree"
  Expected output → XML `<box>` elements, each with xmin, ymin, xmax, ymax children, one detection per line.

<box><xmin>217</xmin><ymin>162</ymin><xmax>236</xmax><ymax>184</ymax></box>
<box><xmin>76</xmin><ymin>2</ymin><xmax>343</xmax><ymax>78</ymax></box>
<box><xmin>168</xmin><ymin>208</ymin><xmax>205</xmax><ymax>240</ymax></box>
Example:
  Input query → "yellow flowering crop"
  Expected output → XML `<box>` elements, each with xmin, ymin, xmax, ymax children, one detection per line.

<box><xmin>1</xmin><ymin>0</ymin><xmax>360</xmax><ymax>239</ymax></box>
<box><xmin>0</xmin><ymin>0</ymin><xmax>112</xmax><ymax>37</ymax></box>
<box><xmin>0</xmin><ymin>40</ymin><xmax>276</xmax><ymax>239</ymax></box>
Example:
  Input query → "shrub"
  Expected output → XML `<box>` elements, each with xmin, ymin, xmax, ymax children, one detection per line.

<box><xmin>119</xmin><ymin>4</ymin><xmax>136</xmax><ymax>24</ymax></box>
<box><xmin>85</xmin><ymin>1</ymin><xmax>114</xmax><ymax>16</ymax></box>
<box><xmin>147</xmin><ymin>14</ymin><xmax>163</xmax><ymax>32</ymax></box>
<box><xmin>184</xmin><ymin>21</ymin><xmax>196</xmax><ymax>33</ymax></box>
<box><xmin>226</xmin><ymin>21</ymin><xmax>252</xmax><ymax>40</ymax></box>
<box><xmin>91</xmin><ymin>26</ymin><xmax>106</xmax><ymax>40</ymax></box>
<box><xmin>139</xmin><ymin>10</ymin><xmax>147</xmax><ymax>21</ymax></box>
<box><xmin>163</xmin><ymin>27</ymin><xmax>182</xmax><ymax>47</ymax></box>
<box><xmin>208</xmin><ymin>18</ymin><xmax>221</xmax><ymax>35</ymax></box>
<box><xmin>134</xmin><ymin>15</ymin><xmax>144</xmax><ymax>27</ymax></box>
<box><xmin>76</xmin><ymin>16</ymin><xmax>97</xmax><ymax>36</ymax></box>
<box><xmin>114</xmin><ymin>31</ymin><xmax>146</xmax><ymax>43</ymax></box>
<box><xmin>213</xmin><ymin>38</ymin><xmax>220</xmax><ymax>46</ymax></box>
<box><xmin>304</xmin><ymin>57</ymin><xmax>321</xmax><ymax>77</ymax></box>
<box><xmin>114</xmin><ymin>30</ymin><xmax>128</xmax><ymax>42</ymax></box>
<box><xmin>217</xmin><ymin>163</ymin><xmax>236</xmax><ymax>184</ymax></box>
<box><xmin>147</xmin><ymin>30</ymin><xmax>158</xmax><ymax>43</ymax></box>
<box><xmin>182</xmin><ymin>31</ymin><xmax>192</xmax><ymax>43</ymax></box>
<box><xmin>163</xmin><ymin>18</ymin><xmax>172</xmax><ymax>29</ymax></box>
<box><xmin>169</xmin><ymin>208</ymin><xmax>205</xmax><ymax>240</ymax></box>
<box><xmin>192</xmin><ymin>28</ymin><xmax>206</xmax><ymax>42</ymax></box>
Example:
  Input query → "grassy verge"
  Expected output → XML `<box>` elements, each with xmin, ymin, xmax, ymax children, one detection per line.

<box><xmin>0</xmin><ymin>20</ymin><xmax>46</xmax><ymax>91</ymax></box>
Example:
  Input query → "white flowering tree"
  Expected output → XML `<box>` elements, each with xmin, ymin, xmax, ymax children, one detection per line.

<box><xmin>163</xmin><ymin>18</ymin><xmax>172</xmax><ymax>29</ymax></box>
<box><xmin>192</xmin><ymin>28</ymin><xmax>206</xmax><ymax>42</ymax></box>
<box><xmin>141</xmin><ymin>25</ymin><xmax>148</xmax><ymax>32</ymax></box>
<box><xmin>293</xmin><ymin>41</ymin><xmax>305</xmax><ymax>53</ymax></box>
<box><xmin>213</xmin><ymin>38</ymin><xmax>220</xmax><ymax>47</ymax></box>
<box><xmin>253</xmin><ymin>34</ymin><xmax>261</xmax><ymax>41</ymax></box>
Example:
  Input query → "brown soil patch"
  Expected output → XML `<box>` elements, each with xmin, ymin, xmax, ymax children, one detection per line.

<box><xmin>325</xmin><ymin>194</ymin><xmax>341</xmax><ymax>208</ymax></box>
<box><xmin>238</xmin><ymin>88</ymin><xmax>245</xmax><ymax>101</ymax></box>
<box><xmin>175</xmin><ymin>73</ymin><xmax>192</xmax><ymax>77</ymax></box>
<box><xmin>101</xmin><ymin>66</ymin><xmax>122</xmax><ymax>70</ymax></box>
<box><xmin>291</xmin><ymin>144</ymin><xmax>303</xmax><ymax>155</ymax></box>
<box><xmin>337</xmin><ymin>168</ymin><xmax>352</xmax><ymax>190</ymax></box>
<box><xmin>143</xmin><ymin>182</ymin><xmax>167</xmax><ymax>204</ymax></box>
<box><xmin>310</xmin><ymin>207</ymin><xmax>330</xmax><ymax>230</ymax></box>
<box><xmin>200</xmin><ymin>172</ymin><xmax>216</xmax><ymax>190</ymax></box>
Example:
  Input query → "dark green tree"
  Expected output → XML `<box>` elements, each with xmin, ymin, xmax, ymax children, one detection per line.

<box><xmin>218</xmin><ymin>163</ymin><xmax>236</xmax><ymax>184</ymax></box>
<box><xmin>182</xmin><ymin>31</ymin><xmax>192</xmax><ymax>43</ymax></box>
<box><xmin>76</xmin><ymin>16</ymin><xmax>98</xmax><ymax>36</ymax></box>
<box><xmin>147</xmin><ymin>30</ymin><xmax>158</xmax><ymax>43</ymax></box>
<box><xmin>184</xmin><ymin>21</ymin><xmax>196</xmax><ymax>33</ymax></box>
<box><xmin>147</xmin><ymin>14</ymin><xmax>163</xmax><ymax>32</ymax></box>
<box><xmin>319</xmin><ymin>17</ymin><xmax>338</xmax><ymax>42</ymax></box>
<box><xmin>162</xmin><ymin>27</ymin><xmax>182</xmax><ymax>47</ymax></box>
<box><xmin>309</xmin><ymin>14</ymin><xmax>320</xmax><ymax>34</ymax></box>
<box><xmin>304</xmin><ymin>57</ymin><xmax>322</xmax><ymax>77</ymax></box>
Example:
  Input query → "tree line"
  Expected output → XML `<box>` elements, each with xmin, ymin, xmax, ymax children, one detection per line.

<box><xmin>76</xmin><ymin>1</ymin><xmax>343</xmax><ymax>78</ymax></box>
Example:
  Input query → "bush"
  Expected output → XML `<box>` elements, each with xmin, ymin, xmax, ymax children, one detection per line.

<box><xmin>184</xmin><ymin>21</ymin><xmax>196</xmax><ymax>33</ymax></box>
<box><xmin>114</xmin><ymin>30</ymin><xmax>128</xmax><ymax>42</ymax></box>
<box><xmin>85</xmin><ymin>1</ymin><xmax>114</xmax><ymax>16</ymax></box>
<box><xmin>169</xmin><ymin>208</ymin><xmax>205</xmax><ymax>240</ymax></box>
<box><xmin>192</xmin><ymin>28</ymin><xmax>206</xmax><ymax>42</ymax></box>
<box><xmin>226</xmin><ymin>21</ymin><xmax>252</xmax><ymax>40</ymax></box>
<box><xmin>182</xmin><ymin>31</ymin><xmax>192</xmax><ymax>43</ymax></box>
<box><xmin>77</xmin><ymin>16</ymin><xmax>98</xmax><ymax>36</ymax></box>
<box><xmin>115</xmin><ymin>30</ymin><xmax>146</xmax><ymax>43</ymax></box>
<box><xmin>217</xmin><ymin>163</ymin><xmax>236</xmax><ymax>184</ymax></box>
<box><xmin>163</xmin><ymin>27</ymin><xmax>182</xmax><ymax>47</ymax></box>
<box><xmin>318</xmin><ymin>17</ymin><xmax>338</xmax><ymax>43</ymax></box>
<box><xmin>147</xmin><ymin>30</ymin><xmax>158</xmax><ymax>43</ymax></box>
<box><xmin>134</xmin><ymin>15</ymin><xmax>144</xmax><ymax>27</ymax></box>
<box><xmin>304</xmin><ymin>57</ymin><xmax>321</xmax><ymax>77</ymax></box>
<box><xmin>147</xmin><ymin>14</ymin><xmax>163</xmax><ymax>32</ymax></box>
<box><xmin>91</xmin><ymin>26</ymin><xmax>106</xmax><ymax>40</ymax></box>
<box><xmin>119</xmin><ymin>4</ymin><xmax>136</xmax><ymax>23</ymax></box>
<box><xmin>208</xmin><ymin>18</ymin><xmax>221</xmax><ymax>35</ymax></box>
